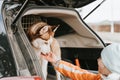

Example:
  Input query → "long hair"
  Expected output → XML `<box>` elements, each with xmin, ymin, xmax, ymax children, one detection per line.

<box><xmin>27</xmin><ymin>22</ymin><xmax>53</xmax><ymax>42</ymax></box>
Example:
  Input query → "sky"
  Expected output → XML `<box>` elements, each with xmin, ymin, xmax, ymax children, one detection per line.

<box><xmin>79</xmin><ymin>0</ymin><xmax>120</xmax><ymax>23</ymax></box>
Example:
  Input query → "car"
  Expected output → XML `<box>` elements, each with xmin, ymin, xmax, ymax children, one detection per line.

<box><xmin>0</xmin><ymin>0</ymin><xmax>106</xmax><ymax>80</ymax></box>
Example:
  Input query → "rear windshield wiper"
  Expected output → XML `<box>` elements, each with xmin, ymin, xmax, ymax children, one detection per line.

<box><xmin>83</xmin><ymin>0</ymin><xmax>106</xmax><ymax>20</ymax></box>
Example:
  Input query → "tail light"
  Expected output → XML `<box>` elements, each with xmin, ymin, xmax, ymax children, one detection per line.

<box><xmin>34</xmin><ymin>76</ymin><xmax>42</xmax><ymax>80</ymax></box>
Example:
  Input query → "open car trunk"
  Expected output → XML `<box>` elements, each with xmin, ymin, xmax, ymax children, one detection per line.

<box><xmin>22</xmin><ymin>7</ymin><xmax>105</xmax><ymax>48</ymax></box>
<box><xmin>1</xmin><ymin>0</ymin><xmax>105</xmax><ymax>80</ymax></box>
<box><xmin>20</xmin><ymin>6</ymin><xmax>105</xmax><ymax>76</ymax></box>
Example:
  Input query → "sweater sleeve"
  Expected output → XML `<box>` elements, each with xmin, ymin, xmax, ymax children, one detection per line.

<box><xmin>54</xmin><ymin>60</ymin><xmax>101</xmax><ymax>80</ymax></box>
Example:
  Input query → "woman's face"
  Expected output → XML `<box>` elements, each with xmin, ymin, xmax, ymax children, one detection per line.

<box><xmin>97</xmin><ymin>58</ymin><xmax>111</xmax><ymax>76</ymax></box>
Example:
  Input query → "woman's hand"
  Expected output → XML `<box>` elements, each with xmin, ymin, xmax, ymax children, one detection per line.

<box><xmin>41</xmin><ymin>52</ymin><xmax>59</xmax><ymax>64</ymax></box>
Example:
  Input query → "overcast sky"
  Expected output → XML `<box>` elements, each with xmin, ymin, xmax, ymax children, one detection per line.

<box><xmin>80</xmin><ymin>0</ymin><xmax>120</xmax><ymax>23</ymax></box>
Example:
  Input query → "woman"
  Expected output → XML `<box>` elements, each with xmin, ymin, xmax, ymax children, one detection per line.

<box><xmin>41</xmin><ymin>43</ymin><xmax>120</xmax><ymax>80</ymax></box>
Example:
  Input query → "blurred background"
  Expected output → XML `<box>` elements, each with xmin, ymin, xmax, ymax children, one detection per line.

<box><xmin>78</xmin><ymin>0</ymin><xmax>120</xmax><ymax>43</ymax></box>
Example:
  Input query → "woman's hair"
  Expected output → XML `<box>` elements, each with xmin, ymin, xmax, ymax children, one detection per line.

<box><xmin>27</xmin><ymin>21</ymin><xmax>53</xmax><ymax>41</ymax></box>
